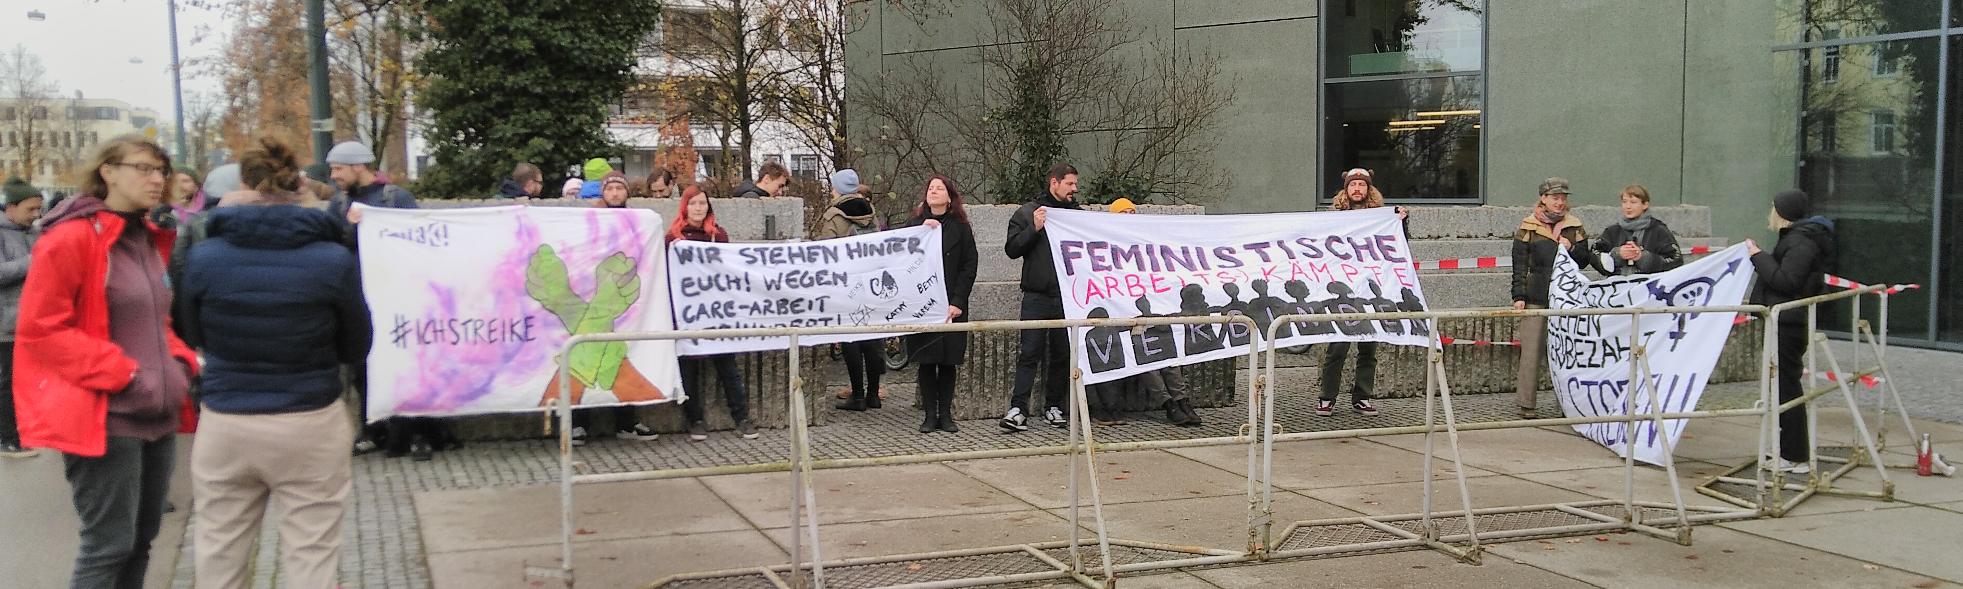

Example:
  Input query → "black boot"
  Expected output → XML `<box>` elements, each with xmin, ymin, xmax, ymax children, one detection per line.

<box><xmin>835</xmin><ymin>391</ymin><xmax>866</xmax><ymax>411</ymax></box>
<box><xmin>936</xmin><ymin>387</ymin><xmax>959</xmax><ymax>433</ymax></box>
<box><xmin>919</xmin><ymin>407</ymin><xmax>938</xmax><ymax>433</ymax></box>
<box><xmin>1177</xmin><ymin>398</ymin><xmax>1204</xmax><ymax>427</ymax></box>
<box><xmin>865</xmin><ymin>370</ymin><xmax>884</xmax><ymax>409</ymax></box>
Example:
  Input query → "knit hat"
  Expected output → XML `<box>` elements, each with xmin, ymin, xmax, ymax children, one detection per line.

<box><xmin>561</xmin><ymin>178</ymin><xmax>584</xmax><ymax>198</ymax></box>
<box><xmin>1773</xmin><ymin>189</ymin><xmax>1810</xmax><ymax>222</ymax></box>
<box><xmin>1341</xmin><ymin>168</ymin><xmax>1372</xmax><ymax>185</ymax></box>
<box><xmin>4</xmin><ymin>176</ymin><xmax>40</xmax><ymax>206</ymax></box>
<box><xmin>325</xmin><ymin>141</ymin><xmax>376</xmax><ymax>166</ymax></box>
<box><xmin>830</xmin><ymin>169</ymin><xmax>861</xmax><ymax>195</ymax></box>
<box><xmin>1108</xmin><ymin>198</ymin><xmax>1137</xmax><ymax>214</ymax></box>
<box><xmin>202</xmin><ymin>163</ymin><xmax>242</xmax><ymax>197</ymax></box>
<box><xmin>583</xmin><ymin>158</ymin><xmax>613</xmax><ymax>180</ymax></box>
<box><xmin>601</xmin><ymin>171</ymin><xmax>629</xmax><ymax>189</ymax></box>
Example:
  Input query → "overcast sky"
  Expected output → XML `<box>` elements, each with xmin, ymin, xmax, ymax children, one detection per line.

<box><xmin>4</xmin><ymin>1</ymin><xmax>231</xmax><ymax>126</ymax></box>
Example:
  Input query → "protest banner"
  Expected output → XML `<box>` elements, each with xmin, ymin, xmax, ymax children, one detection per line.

<box><xmin>1043</xmin><ymin>207</ymin><xmax>1433</xmax><ymax>385</ymax></box>
<box><xmin>358</xmin><ymin>205</ymin><xmax>683</xmax><ymax>422</ymax></box>
<box><xmin>667</xmin><ymin>225</ymin><xmax>947</xmax><ymax>355</ymax></box>
<box><xmin>1548</xmin><ymin>244</ymin><xmax>1753</xmax><ymax>465</ymax></box>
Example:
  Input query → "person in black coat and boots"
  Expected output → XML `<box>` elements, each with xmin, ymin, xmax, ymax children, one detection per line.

<box><xmin>1748</xmin><ymin>189</ymin><xmax>1837</xmax><ymax>476</ymax></box>
<box><xmin>905</xmin><ymin>175</ymin><xmax>978</xmax><ymax>433</ymax></box>
<box><xmin>1591</xmin><ymin>184</ymin><xmax>1683</xmax><ymax>276</ymax></box>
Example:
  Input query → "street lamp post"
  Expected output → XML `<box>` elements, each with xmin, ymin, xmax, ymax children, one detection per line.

<box><xmin>168</xmin><ymin>0</ymin><xmax>188</xmax><ymax>164</ymax></box>
<box><xmin>305</xmin><ymin>0</ymin><xmax>333</xmax><ymax>181</ymax></box>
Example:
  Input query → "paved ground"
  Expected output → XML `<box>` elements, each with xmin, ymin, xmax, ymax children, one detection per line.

<box><xmin>1</xmin><ymin>340</ymin><xmax>1955</xmax><ymax>588</ymax></box>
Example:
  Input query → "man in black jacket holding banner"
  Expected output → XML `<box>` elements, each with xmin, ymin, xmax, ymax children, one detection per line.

<box><xmin>1000</xmin><ymin>164</ymin><xmax>1083</xmax><ymax>432</ymax></box>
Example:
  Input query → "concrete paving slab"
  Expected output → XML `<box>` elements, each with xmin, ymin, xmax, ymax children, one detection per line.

<box><xmin>1490</xmin><ymin>526</ymin><xmax>1954</xmax><ymax>589</ymax></box>
<box><xmin>1813</xmin><ymin>408</ymin><xmax>1963</xmax><ymax>444</ymax></box>
<box><xmin>1301</xmin><ymin>474</ymin><xmax>1598</xmax><ymax>516</ymax></box>
<box><xmin>1780</xmin><ymin>466</ymin><xmax>1963</xmax><ymax>517</ymax></box>
<box><xmin>1513</xmin><ymin>461</ymin><xmax>1739</xmax><ymax>510</ymax></box>
<box><xmin>1095</xmin><ymin>571</ymin><xmax>1220</xmax><ymax>588</ymax></box>
<box><xmin>758</xmin><ymin>510</ymin><xmax>1072</xmax><ymax>561</ymax></box>
<box><xmin>946</xmin><ymin>450</ymin><xmax>1248</xmax><ymax>509</ymax></box>
<box><xmin>413</xmin><ymin>478</ymin><xmax>749</xmax><ymax>554</ymax></box>
<box><xmin>1046</xmin><ymin>491</ymin><xmax>1357</xmax><ymax>550</ymax></box>
<box><xmin>1369</xmin><ymin>428</ymin><xmax>1633</xmax><ymax>474</ymax></box>
<box><xmin>700</xmin><ymin>463</ymin><xmax>1029</xmax><ymax>526</ymax></box>
<box><xmin>1166</xmin><ymin>438</ymin><xmax>1497</xmax><ymax>491</ymax></box>
<box><xmin>1669</xmin><ymin>419</ymin><xmax>1766</xmax><ymax>463</ymax></box>
<box><xmin>1189</xmin><ymin>549</ymin><xmax>1593</xmax><ymax>588</ymax></box>
<box><xmin>426</xmin><ymin>529</ymin><xmax>787</xmax><ymax>589</ymax></box>
<box><xmin>1721</xmin><ymin>506</ymin><xmax>1963</xmax><ymax>584</ymax></box>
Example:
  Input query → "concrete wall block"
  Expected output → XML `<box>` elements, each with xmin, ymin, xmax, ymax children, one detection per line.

<box><xmin>418</xmin><ymin>197</ymin><xmax>807</xmax><ymax>241</ymax></box>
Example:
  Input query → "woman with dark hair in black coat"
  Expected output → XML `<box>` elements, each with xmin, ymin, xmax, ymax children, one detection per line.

<box><xmin>906</xmin><ymin>175</ymin><xmax>978</xmax><ymax>433</ymax></box>
<box><xmin>1748</xmin><ymin>189</ymin><xmax>1837</xmax><ymax>475</ymax></box>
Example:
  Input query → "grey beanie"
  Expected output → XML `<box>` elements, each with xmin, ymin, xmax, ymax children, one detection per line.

<box><xmin>326</xmin><ymin>141</ymin><xmax>376</xmax><ymax>166</ymax></box>
<box><xmin>203</xmin><ymin>163</ymin><xmax>242</xmax><ymax>197</ymax></box>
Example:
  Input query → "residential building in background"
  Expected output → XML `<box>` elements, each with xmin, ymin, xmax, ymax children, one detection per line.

<box><xmin>0</xmin><ymin>96</ymin><xmax>162</xmax><ymax>190</ymax></box>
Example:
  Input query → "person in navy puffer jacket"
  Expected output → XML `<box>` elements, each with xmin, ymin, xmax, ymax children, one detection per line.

<box><xmin>178</xmin><ymin>136</ymin><xmax>371</xmax><ymax>589</ymax></box>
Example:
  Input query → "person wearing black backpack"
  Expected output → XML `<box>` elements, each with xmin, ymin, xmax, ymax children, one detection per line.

<box><xmin>1748</xmin><ymin>189</ymin><xmax>1837</xmax><ymax>476</ymax></box>
<box><xmin>817</xmin><ymin>169</ymin><xmax>888</xmax><ymax>411</ymax></box>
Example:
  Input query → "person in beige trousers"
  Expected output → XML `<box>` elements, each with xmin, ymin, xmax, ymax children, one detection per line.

<box><xmin>1510</xmin><ymin>178</ymin><xmax>1589</xmax><ymax>419</ymax></box>
<box><xmin>177</xmin><ymin>137</ymin><xmax>371</xmax><ymax>588</ymax></box>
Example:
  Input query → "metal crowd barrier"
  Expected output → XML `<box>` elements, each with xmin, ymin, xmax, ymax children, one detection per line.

<box><xmin>520</xmin><ymin>285</ymin><xmax>1901</xmax><ymax>588</ymax></box>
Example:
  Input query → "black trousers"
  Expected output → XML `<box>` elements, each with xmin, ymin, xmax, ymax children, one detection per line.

<box><xmin>841</xmin><ymin>340</ymin><xmax>886</xmax><ymax>400</ymax></box>
<box><xmin>64</xmin><ymin>436</ymin><xmax>175</xmax><ymax>589</ymax></box>
<box><xmin>1775</xmin><ymin>325</ymin><xmax>1812</xmax><ymax>463</ymax></box>
<box><xmin>1009</xmin><ymin>296</ymin><xmax>1068</xmax><ymax>414</ymax></box>
<box><xmin>1</xmin><ymin>342</ymin><xmax>18</xmax><ymax>447</ymax></box>
<box><xmin>573</xmin><ymin>405</ymin><xmax>644</xmax><ymax>433</ymax></box>
<box><xmin>681</xmin><ymin>355</ymin><xmax>750</xmax><ymax>424</ymax></box>
<box><xmin>918</xmin><ymin>363</ymin><xmax>958</xmax><ymax>410</ymax></box>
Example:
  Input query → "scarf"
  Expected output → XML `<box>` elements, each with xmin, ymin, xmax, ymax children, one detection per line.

<box><xmin>1618</xmin><ymin>213</ymin><xmax>1654</xmax><ymax>248</ymax></box>
<box><xmin>1533</xmin><ymin>202</ymin><xmax>1566</xmax><ymax>226</ymax></box>
<box><xmin>172</xmin><ymin>190</ymin><xmax>208</xmax><ymax>226</ymax></box>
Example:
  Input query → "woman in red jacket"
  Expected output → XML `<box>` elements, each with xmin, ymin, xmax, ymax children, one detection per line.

<box><xmin>14</xmin><ymin>135</ymin><xmax>200</xmax><ymax>589</ymax></box>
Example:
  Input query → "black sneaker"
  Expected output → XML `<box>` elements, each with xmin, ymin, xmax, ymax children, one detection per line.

<box><xmin>736</xmin><ymin>420</ymin><xmax>759</xmax><ymax>440</ymax></box>
<box><xmin>689</xmin><ymin>421</ymin><xmax>710</xmax><ymax>442</ymax></box>
<box><xmin>1176</xmin><ymin>399</ymin><xmax>1204</xmax><ymax>427</ymax></box>
<box><xmin>351</xmin><ymin>437</ymin><xmax>379</xmax><ymax>456</ymax></box>
<box><xmin>410</xmin><ymin>436</ymin><xmax>435</xmax><ymax>462</ymax></box>
<box><xmin>569</xmin><ymin>426</ymin><xmax>588</xmax><ymax>447</ymax></box>
<box><xmin>617</xmin><ymin>423</ymin><xmax>659</xmax><ymax>441</ymax></box>
<box><xmin>1353</xmin><ymin>399</ymin><xmax>1379</xmax><ymax>417</ymax></box>
<box><xmin>1043</xmin><ymin>407</ymin><xmax>1068</xmax><ymax>428</ymax></box>
<box><xmin>1315</xmin><ymin>400</ymin><xmax>1336</xmax><ymax>417</ymax></box>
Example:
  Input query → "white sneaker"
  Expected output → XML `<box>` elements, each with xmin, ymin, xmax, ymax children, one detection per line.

<box><xmin>570</xmin><ymin>426</ymin><xmax>588</xmax><ymax>446</ymax></box>
<box><xmin>1000</xmin><ymin>408</ymin><xmax>1029</xmax><ymax>432</ymax></box>
<box><xmin>1766</xmin><ymin>458</ymin><xmax>1811</xmax><ymax>475</ymax></box>
<box><xmin>1044</xmin><ymin>407</ymin><xmax>1068</xmax><ymax>428</ymax></box>
<box><xmin>616</xmin><ymin>423</ymin><xmax>659</xmax><ymax>441</ymax></box>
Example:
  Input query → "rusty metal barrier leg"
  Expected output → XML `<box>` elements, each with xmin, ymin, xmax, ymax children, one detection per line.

<box><xmin>1250</xmin><ymin>316</ymin><xmax>1273</xmax><ymax>560</ymax></box>
<box><xmin>786</xmin><ymin>334</ymin><xmax>826</xmax><ymax>588</ymax></box>
<box><xmin>1626</xmin><ymin>323</ymin><xmax>1694</xmax><ymax>544</ymax></box>
<box><xmin>1064</xmin><ymin>327</ymin><xmax>1115</xmax><ymax>588</ymax></box>
<box><xmin>1809</xmin><ymin>332</ymin><xmax>1895</xmax><ymax>501</ymax></box>
<box><xmin>1428</xmin><ymin>334</ymin><xmax>1482</xmax><ymax>564</ymax></box>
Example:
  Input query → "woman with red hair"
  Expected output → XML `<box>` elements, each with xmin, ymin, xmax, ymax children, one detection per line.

<box><xmin>667</xmin><ymin>187</ymin><xmax>755</xmax><ymax>440</ymax></box>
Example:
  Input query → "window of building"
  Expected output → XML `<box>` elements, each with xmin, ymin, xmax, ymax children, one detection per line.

<box><xmin>1323</xmin><ymin>0</ymin><xmax>1484</xmax><ymax>202</ymax></box>
<box><xmin>0</xmin><ymin>107</ymin><xmax>13</xmax><ymax>120</ymax></box>
<box><xmin>666</xmin><ymin>9</ymin><xmax>718</xmax><ymax>52</ymax></box>
<box><xmin>28</xmin><ymin>106</ymin><xmax>47</xmax><ymax>120</ymax></box>
<box><xmin>1873</xmin><ymin>41</ymin><xmax>1901</xmax><ymax>77</ymax></box>
<box><xmin>1872</xmin><ymin>109</ymin><xmax>1898</xmax><ymax>154</ymax></box>
<box><xmin>790</xmin><ymin>154</ymin><xmax>821</xmax><ymax>180</ymax></box>
<box><xmin>1821</xmin><ymin>29</ymin><xmax>1842</xmax><ymax>83</ymax></box>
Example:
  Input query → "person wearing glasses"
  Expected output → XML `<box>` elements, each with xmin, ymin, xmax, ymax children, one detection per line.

<box><xmin>14</xmin><ymin>135</ymin><xmax>201</xmax><ymax>588</ymax></box>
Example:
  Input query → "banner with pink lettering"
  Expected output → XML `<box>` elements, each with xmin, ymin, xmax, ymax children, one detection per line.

<box><xmin>1044</xmin><ymin>207</ymin><xmax>1432</xmax><ymax>385</ymax></box>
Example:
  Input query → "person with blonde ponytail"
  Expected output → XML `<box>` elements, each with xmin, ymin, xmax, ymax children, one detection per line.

<box><xmin>179</xmin><ymin>136</ymin><xmax>370</xmax><ymax>589</ymax></box>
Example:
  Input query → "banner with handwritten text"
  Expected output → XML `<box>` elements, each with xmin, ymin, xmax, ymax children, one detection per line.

<box><xmin>1043</xmin><ymin>207</ymin><xmax>1432</xmax><ymax>385</ymax></box>
<box><xmin>1548</xmin><ymin>244</ymin><xmax>1752</xmax><ymax>465</ymax></box>
<box><xmin>667</xmin><ymin>225</ymin><xmax>946</xmax><ymax>355</ymax></box>
<box><xmin>357</xmin><ymin>205</ymin><xmax>683</xmax><ymax>422</ymax></box>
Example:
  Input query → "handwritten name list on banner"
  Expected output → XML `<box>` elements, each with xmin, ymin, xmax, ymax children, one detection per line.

<box><xmin>358</xmin><ymin>205</ymin><xmax>683</xmax><ymax>422</ymax></box>
<box><xmin>667</xmin><ymin>225</ymin><xmax>947</xmax><ymax>355</ymax></box>
<box><xmin>1548</xmin><ymin>244</ymin><xmax>1752</xmax><ymax>465</ymax></box>
<box><xmin>1042</xmin><ymin>207</ymin><xmax>1433</xmax><ymax>385</ymax></box>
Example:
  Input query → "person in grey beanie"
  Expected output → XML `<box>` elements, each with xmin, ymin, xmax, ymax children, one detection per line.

<box><xmin>815</xmin><ymin>169</ymin><xmax>889</xmax><ymax>412</ymax></box>
<box><xmin>325</xmin><ymin>141</ymin><xmax>417</xmax><ymax>225</ymax></box>
<box><xmin>1</xmin><ymin>176</ymin><xmax>45</xmax><ymax>456</ymax></box>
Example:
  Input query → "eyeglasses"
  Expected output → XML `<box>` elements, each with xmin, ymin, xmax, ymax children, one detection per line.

<box><xmin>111</xmin><ymin>162</ymin><xmax>172</xmax><ymax>177</ymax></box>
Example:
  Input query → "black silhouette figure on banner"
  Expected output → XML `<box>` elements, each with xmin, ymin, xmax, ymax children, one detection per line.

<box><xmin>1247</xmin><ymin>279</ymin><xmax>1292</xmax><ymax>340</ymax></box>
<box><xmin>1083</xmin><ymin>307</ymin><xmax>1129</xmax><ymax>373</ymax></box>
<box><xmin>1216</xmin><ymin>282</ymin><xmax>1253</xmax><ymax>347</ymax></box>
<box><xmin>1179</xmin><ymin>284</ymin><xmax>1229</xmax><ymax>354</ymax></box>
<box><xmin>1365</xmin><ymin>280</ymin><xmax>1404</xmax><ymax>335</ymax></box>
<box><xmin>1644</xmin><ymin>257</ymin><xmax>1741</xmax><ymax>351</ymax></box>
<box><xmin>1283</xmin><ymin>280</ymin><xmax>1337</xmax><ymax>336</ymax></box>
<box><xmin>1323</xmin><ymin>283</ymin><xmax>1377</xmax><ymax>336</ymax></box>
<box><xmin>1397</xmin><ymin>287</ymin><xmax>1431</xmax><ymax>337</ymax></box>
<box><xmin>1130</xmin><ymin>296</ymin><xmax>1179</xmax><ymax>365</ymax></box>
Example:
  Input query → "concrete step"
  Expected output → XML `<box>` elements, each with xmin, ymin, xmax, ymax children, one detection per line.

<box><xmin>1404</xmin><ymin>205</ymin><xmax>1712</xmax><ymax>240</ymax></box>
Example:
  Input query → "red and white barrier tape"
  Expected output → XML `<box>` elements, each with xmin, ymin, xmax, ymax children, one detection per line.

<box><xmin>1437</xmin><ymin>336</ymin><xmax>1520</xmax><ymax>347</ymax></box>
<box><xmin>1805</xmin><ymin>369</ymin><xmax>1884</xmax><ymax>390</ymax></box>
<box><xmin>1411</xmin><ymin>245</ymin><xmax>1725</xmax><ymax>272</ymax></box>
<box><xmin>1823</xmin><ymin>274</ymin><xmax>1921</xmax><ymax>295</ymax></box>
